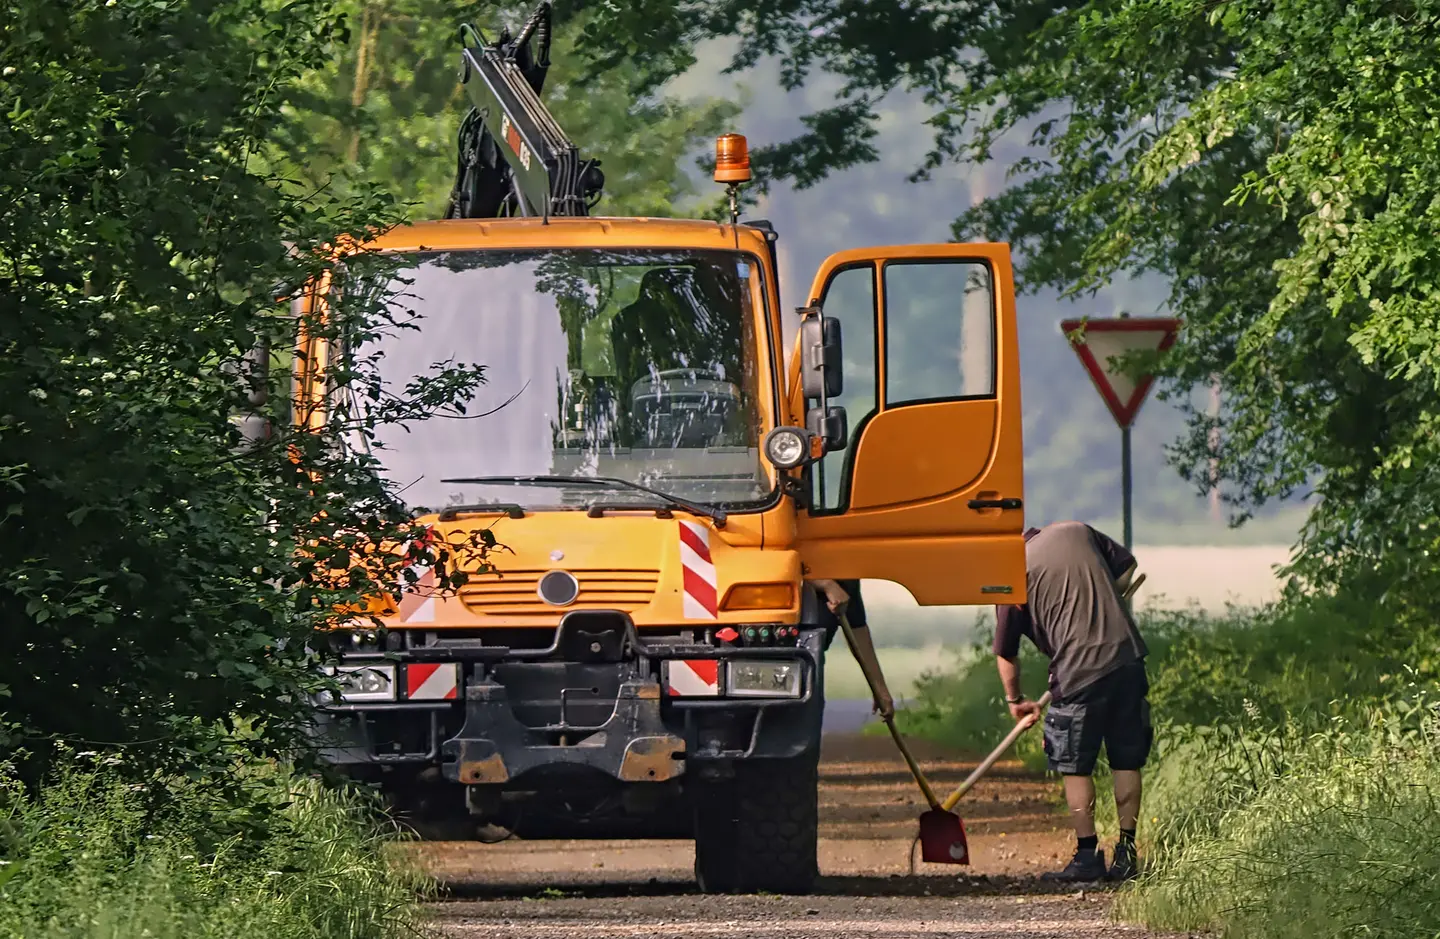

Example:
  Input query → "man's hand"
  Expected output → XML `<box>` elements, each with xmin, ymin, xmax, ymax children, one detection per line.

<box><xmin>872</xmin><ymin>688</ymin><xmax>895</xmax><ymax>722</ymax></box>
<box><xmin>1008</xmin><ymin>698</ymin><xmax>1042</xmax><ymax>727</ymax></box>
<box><xmin>815</xmin><ymin>579</ymin><xmax>850</xmax><ymax>614</ymax></box>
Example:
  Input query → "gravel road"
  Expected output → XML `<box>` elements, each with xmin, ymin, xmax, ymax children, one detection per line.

<box><xmin>412</xmin><ymin>728</ymin><xmax>1176</xmax><ymax>938</ymax></box>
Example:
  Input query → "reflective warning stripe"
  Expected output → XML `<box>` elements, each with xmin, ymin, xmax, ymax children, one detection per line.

<box><xmin>663</xmin><ymin>659</ymin><xmax>720</xmax><ymax>697</ymax></box>
<box><xmin>398</xmin><ymin>527</ymin><xmax>438</xmax><ymax>624</ymax></box>
<box><xmin>678</xmin><ymin>520</ymin><xmax>718</xmax><ymax>620</ymax></box>
<box><xmin>397</xmin><ymin>565</ymin><xmax>437</xmax><ymax>623</ymax></box>
<box><xmin>404</xmin><ymin>662</ymin><xmax>458</xmax><ymax>700</ymax></box>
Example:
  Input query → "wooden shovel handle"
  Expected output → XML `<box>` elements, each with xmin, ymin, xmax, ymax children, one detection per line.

<box><xmin>940</xmin><ymin>690</ymin><xmax>1053</xmax><ymax>812</ymax></box>
<box><xmin>884</xmin><ymin>715</ymin><xmax>941</xmax><ymax>810</ymax></box>
<box><xmin>836</xmin><ymin>609</ymin><xmax>941</xmax><ymax>810</ymax></box>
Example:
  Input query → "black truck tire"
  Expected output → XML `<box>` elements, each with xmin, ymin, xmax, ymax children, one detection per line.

<box><xmin>692</xmin><ymin>754</ymin><xmax>820</xmax><ymax>894</ymax></box>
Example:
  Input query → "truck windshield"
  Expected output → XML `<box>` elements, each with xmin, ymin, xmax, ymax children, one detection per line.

<box><xmin>343</xmin><ymin>247</ymin><xmax>775</xmax><ymax>515</ymax></box>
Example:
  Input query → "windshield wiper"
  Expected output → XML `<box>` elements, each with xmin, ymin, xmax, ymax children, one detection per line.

<box><xmin>438</xmin><ymin>475</ymin><xmax>728</xmax><ymax>528</ymax></box>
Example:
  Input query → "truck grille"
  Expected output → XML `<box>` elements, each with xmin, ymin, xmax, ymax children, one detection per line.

<box><xmin>458</xmin><ymin>569</ymin><xmax>660</xmax><ymax>617</ymax></box>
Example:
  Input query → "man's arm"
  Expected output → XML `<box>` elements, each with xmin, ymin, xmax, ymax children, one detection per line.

<box><xmin>812</xmin><ymin>579</ymin><xmax>894</xmax><ymax>720</ymax></box>
<box><xmin>846</xmin><ymin>618</ymin><xmax>894</xmax><ymax>721</ymax></box>
<box><xmin>1088</xmin><ymin>525</ymin><xmax>1137</xmax><ymax>586</ymax></box>
<box><xmin>994</xmin><ymin>604</ymin><xmax>1041</xmax><ymax>723</ymax></box>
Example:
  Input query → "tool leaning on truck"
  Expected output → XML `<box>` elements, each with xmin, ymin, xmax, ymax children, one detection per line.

<box><xmin>240</xmin><ymin>0</ymin><xmax>1032</xmax><ymax>896</ymax></box>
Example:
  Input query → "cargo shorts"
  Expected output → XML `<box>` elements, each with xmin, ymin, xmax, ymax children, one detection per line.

<box><xmin>1041</xmin><ymin>660</ymin><xmax>1153</xmax><ymax>776</ymax></box>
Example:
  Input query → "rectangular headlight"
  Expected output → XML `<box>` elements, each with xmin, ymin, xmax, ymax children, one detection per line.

<box><xmin>332</xmin><ymin>664</ymin><xmax>396</xmax><ymax>702</ymax></box>
<box><xmin>725</xmin><ymin>660</ymin><xmax>802</xmax><ymax>698</ymax></box>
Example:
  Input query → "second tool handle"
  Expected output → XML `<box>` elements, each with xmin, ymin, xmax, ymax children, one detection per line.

<box><xmin>883</xmin><ymin>712</ymin><xmax>941</xmax><ymax>810</ymax></box>
<box><xmin>939</xmin><ymin>690</ymin><xmax>1053</xmax><ymax>812</ymax></box>
<box><xmin>836</xmin><ymin>608</ymin><xmax>941</xmax><ymax>810</ymax></box>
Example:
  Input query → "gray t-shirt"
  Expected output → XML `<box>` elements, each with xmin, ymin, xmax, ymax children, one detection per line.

<box><xmin>993</xmin><ymin>521</ymin><xmax>1146</xmax><ymax>700</ymax></box>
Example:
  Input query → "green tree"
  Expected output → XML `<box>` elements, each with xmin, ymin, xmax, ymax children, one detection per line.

<box><xmin>0</xmin><ymin>0</ymin><xmax>485</xmax><ymax>777</ymax></box>
<box><xmin>263</xmin><ymin>0</ymin><xmax>741</xmax><ymax>218</ymax></box>
<box><xmin>576</xmin><ymin>1</ymin><xmax>1440</xmax><ymax>596</ymax></box>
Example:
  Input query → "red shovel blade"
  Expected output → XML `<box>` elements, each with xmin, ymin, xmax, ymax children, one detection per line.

<box><xmin>918</xmin><ymin>808</ymin><xmax>969</xmax><ymax>865</ymax></box>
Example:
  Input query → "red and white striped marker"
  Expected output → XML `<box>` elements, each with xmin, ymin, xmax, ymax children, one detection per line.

<box><xmin>663</xmin><ymin>659</ymin><xmax>720</xmax><ymax>697</ymax></box>
<box><xmin>678</xmin><ymin>520</ymin><xmax>718</xmax><ymax>620</ymax></box>
<box><xmin>405</xmin><ymin>663</ymin><xmax>458</xmax><ymax>700</ymax></box>
<box><xmin>398</xmin><ymin>527</ymin><xmax>438</xmax><ymax>624</ymax></box>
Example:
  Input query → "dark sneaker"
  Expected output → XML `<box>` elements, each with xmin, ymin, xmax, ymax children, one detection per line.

<box><xmin>1041</xmin><ymin>847</ymin><xmax>1107</xmax><ymax>882</ymax></box>
<box><xmin>1108</xmin><ymin>839</ymin><xmax>1139</xmax><ymax>881</ymax></box>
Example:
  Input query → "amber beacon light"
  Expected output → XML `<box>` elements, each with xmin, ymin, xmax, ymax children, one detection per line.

<box><xmin>714</xmin><ymin>133</ymin><xmax>752</xmax><ymax>184</ymax></box>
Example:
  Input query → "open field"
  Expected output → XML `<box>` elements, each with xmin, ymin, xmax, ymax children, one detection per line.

<box><xmin>849</xmin><ymin>542</ymin><xmax>1292</xmax><ymax>641</ymax></box>
<box><xmin>823</xmin><ymin>542</ymin><xmax>1294</xmax><ymax>700</ymax></box>
<box><xmin>824</xmin><ymin>645</ymin><xmax>965</xmax><ymax>700</ymax></box>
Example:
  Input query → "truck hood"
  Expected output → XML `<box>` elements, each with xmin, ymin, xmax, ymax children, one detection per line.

<box><xmin>376</xmin><ymin>509</ymin><xmax>798</xmax><ymax>630</ymax></box>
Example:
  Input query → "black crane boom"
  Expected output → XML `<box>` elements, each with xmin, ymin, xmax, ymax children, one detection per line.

<box><xmin>444</xmin><ymin>2</ymin><xmax>604</xmax><ymax>220</ymax></box>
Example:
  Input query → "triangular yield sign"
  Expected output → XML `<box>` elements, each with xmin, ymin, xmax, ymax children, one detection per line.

<box><xmin>1060</xmin><ymin>316</ymin><xmax>1181</xmax><ymax>428</ymax></box>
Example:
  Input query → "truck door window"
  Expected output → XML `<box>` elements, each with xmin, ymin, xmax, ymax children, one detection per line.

<box><xmin>811</xmin><ymin>264</ymin><xmax>877</xmax><ymax>511</ymax></box>
<box><xmin>883</xmin><ymin>260</ymin><xmax>996</xmax><ymax>405</ymax></box>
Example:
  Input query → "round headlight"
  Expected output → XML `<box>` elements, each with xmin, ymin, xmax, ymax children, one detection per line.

<box><xmin>764</xmin><ymin>427</ymin><xmax>810</xmax><ymax>469</ymax></box>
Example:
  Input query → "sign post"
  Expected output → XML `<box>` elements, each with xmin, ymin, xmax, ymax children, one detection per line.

<box><xmin>1059</xmin><ymin>315</ymin><xmax>1181</xmax><ymax>551</ymax></box>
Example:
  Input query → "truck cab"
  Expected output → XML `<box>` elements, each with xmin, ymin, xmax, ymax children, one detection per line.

<box><xmin>296</xmin><ymin>211</ymin><xmax>1026</xmax><ymax>894</ymax></box>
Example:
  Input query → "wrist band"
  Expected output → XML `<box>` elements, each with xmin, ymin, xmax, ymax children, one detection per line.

<box><xmin>1005</xmin><ymin>694</ymin><xmax>1024</xmax><ymax>704</ymax></box>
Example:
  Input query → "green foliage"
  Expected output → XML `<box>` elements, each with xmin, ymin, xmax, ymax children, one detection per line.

<box><xmin>0</xmin><ymin>0</ymin><xmax>492</xmax><ymax>776</ymax></box>
<box><xmin>0</xmin><ymin>752</ymin><xmax>429</xmax><ymax>939</ymax></box>
<box><xmin>261</xmin><ymin>0</ymin><xmax>741</xmax><ymax>219</ymax></box>
<box><xmin>929</xmin><ymin>0</ymin><xmax>1440</xmax><ymax>604</ymax></box>
<box><xmin>1146</xmin><ymin>594</ymin><xmax>1440</xmax><ymax>727</ymax></box>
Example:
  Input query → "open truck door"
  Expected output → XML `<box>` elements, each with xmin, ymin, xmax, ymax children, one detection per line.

<box><xmin>790</xmin><ymin>243</ymin><xmax>1027</xmax><ymax>605</ymax></box>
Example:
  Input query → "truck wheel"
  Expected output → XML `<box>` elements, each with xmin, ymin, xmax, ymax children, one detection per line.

<box><xmin>693</xmin><ymin>755</ymin><xmax>819</xmax><ymax>894</ymax></box>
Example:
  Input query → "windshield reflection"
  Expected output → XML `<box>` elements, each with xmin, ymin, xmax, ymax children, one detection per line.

<box><xmin>345</xmin><ymin>248</ymin><xmax>774</xmax><ymax>514</ymax></box>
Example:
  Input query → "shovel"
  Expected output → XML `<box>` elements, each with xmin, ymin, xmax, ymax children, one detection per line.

<box><xmin>836</xmin><ymin>571</ymin><xmax>1145</xmax><ymax>868</ymax></box>
<box><xmin>915</xmin><ymin>690</ymin><xmax>1052</xmax><ymax>864</ymax></box>
<box><xmin>836</xmin><ymin>609</ymin><xmax>1051</xmax><ymax>867</ymax></box>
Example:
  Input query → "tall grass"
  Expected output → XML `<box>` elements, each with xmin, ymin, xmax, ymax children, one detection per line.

<box><xmin>1117</xmin><ymin>699</ymin><xmax>1440</xmax><ymax>938</ymax></box>
<box><xmin>0</xmin><ymin>753</ymin><xmax>432</xmax><ymax>939</ymax></box>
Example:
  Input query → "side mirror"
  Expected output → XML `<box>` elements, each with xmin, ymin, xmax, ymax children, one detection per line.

<box><xmin>798</xmin><ymin>310</ymin><xmax>843</xmax><ymax>402</ymax></box>
<box><xmin>807</xmin><ymin>405</ymin><xmax>848</xmax><ymax>452</ymax></box>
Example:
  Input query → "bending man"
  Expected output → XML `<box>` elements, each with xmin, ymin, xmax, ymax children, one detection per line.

<box><xmin>995</xmin><ymin>522</ymin><xmax>1150</xmax><ymax>882</ymax></box>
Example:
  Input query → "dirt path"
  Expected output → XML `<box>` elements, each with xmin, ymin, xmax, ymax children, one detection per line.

<box><xmin>414</xmin><ymin>733</ymin><xmax>1172</xmax><ymax>938</ymax></box>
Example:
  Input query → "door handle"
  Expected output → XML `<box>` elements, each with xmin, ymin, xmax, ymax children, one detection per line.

<box><xmin>967</xmin><ymin>497</ymin><xmax>1023</xmax><ymax>511</ymax></box>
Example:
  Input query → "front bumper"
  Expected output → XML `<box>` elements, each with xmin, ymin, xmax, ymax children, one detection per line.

<box><xmin>307</xmin><ymin>611</ymin><xmax>825</xmax><ymax>785</ymax></box>
<box><xmin>444</xmin><ymin>677</ymin><xmax>686</xmax><ymax>784</ymax></box>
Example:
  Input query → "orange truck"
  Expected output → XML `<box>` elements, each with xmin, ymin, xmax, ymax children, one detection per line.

<box><xmin>280</xmin><ymin>3</ymin><xmax>1028</xmax><ymax>894</ymax></box>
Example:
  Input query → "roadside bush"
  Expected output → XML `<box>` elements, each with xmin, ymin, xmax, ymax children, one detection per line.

<box><xmin>890</xmin><ymin>641</ymin><xmax>1050</xmax><ymax>771</ymax></box>
<box><xmin>0</xmin><ymin>752</ymin><xmax>431</xmax><ymax>939</ymax></box>
<box><xmin>1145</xmin><ymin>591</ymin><xmax>1440</xmax><ymax>728</ymax></box>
